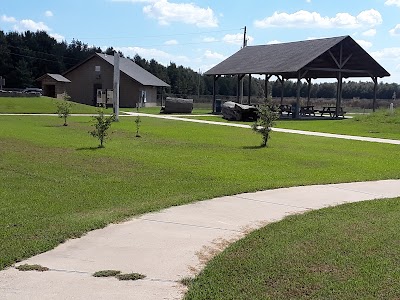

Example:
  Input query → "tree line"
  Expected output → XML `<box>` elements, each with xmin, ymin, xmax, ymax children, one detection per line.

<box><xmin>0</xmin><ymin>30</ymin><xmax>398</xmax><ymax>100</ymax></box>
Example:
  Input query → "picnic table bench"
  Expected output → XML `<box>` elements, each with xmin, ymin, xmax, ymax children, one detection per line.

<box><xmin>320</xmin><ymin>106</ymin><xmax>346</xmax><ymax>117</ymax></box>
<box><xmin>300</xmin><ymin>105</ymin><xmax>318</xmax><ymax>116</ymax></box>
<box><xmin>279</xmin><ymin>104</ymin><xmax>292</xmax><ymax>116</ymax></box>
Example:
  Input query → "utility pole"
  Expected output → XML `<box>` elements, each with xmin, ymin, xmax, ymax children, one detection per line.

<box><xmin>240</xmin><ymin>26</ymin><xmax>247</xmax><ymax>104</ymax></box>
<box><xmin>243</xmin><ymin>26</ymin><xmax>247</xmax><ymax>48</ymax></box>
<box><xmin>198</xmin><ymin>69</ymin><xmax>201</xmax><ymax>102</ymax></box>
<box><xmin>113</xmin><ymin>52</ymin><xmax>120</xmax><ymax>121</ymax></box>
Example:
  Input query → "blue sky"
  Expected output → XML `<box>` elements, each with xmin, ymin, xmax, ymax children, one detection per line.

<box><xmin>1</xmin><ymin>0</ymin><xmax>400</xmax><ymax>82</ymax></box>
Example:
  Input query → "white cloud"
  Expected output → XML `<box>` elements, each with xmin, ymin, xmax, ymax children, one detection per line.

<box><xmin>222</xmin><ymin>33</ymin><xmax>254</xmax><ymax>46</ymax></box>
<box><xmin>14</xmin><ymin>19</ymin><xmax>50</xmax><ymax>32</ymax></box>
<box><xmin>49</xmin><ymin>33</ymin><xmax>65</xmax><ymax>42</ymax></box>
<box><xmin>114</xmin><ymin>46</ymin><xmax>189</xmax><ymax>65</ymax></box>
<box><xmin>306</xmin><ymin>0</ymin><xmax>311</xmax><ymax>2</ymax></box>
<box><xmin>362</xmin><ymin>29</ymin><xmax>376</xmax><ymax>37</ymax></box>
<box><xmin>372</xmin><ymin>47</ymin><xmax>400</xmax><ymax>60</ymax></box>
<box><xmin>112</xmin><ymin>0</ymin><xmax>157</xmax><ymax>2</ymax></box>
<box><xmin>355</xmin><ymin>39</ymin><xmax>372</xmax><ymax>49</ymax></box>
<box><xmin>389</xmin><ymin>24</ymin><xmax>400</xmax><ymax>36</ymax></box>
<box><xmin>266</xmin><ymin>40</ymin><xmax>282</xmax><ymax>44</ymax></box>
<box><xmin>357</xmin><ymin>10</ymin><xmax>382</xmax><ymax>27</ymax></box>
<box><xmin>164</xmin><ymin>39</ymin><xmax>178</xmax><ymax>45</ymax></box>
<box><xmin>371</xmin><ymin>47</ymin><xmax>400</xmax><ymax>81</ymax></box>
<box><xmin>203</xmin><ymin>50</ymin><xmax>225</xmax><ymax>60</ymax></box>
<box><xmin>45</xmin><ymin>11</ymin><xmax>54</xmax><ymax>17</ymax></box>
<box><xmin>1</xmin><ymin>15</ymin><xmax>17</xmax><ymax>23</ymax></box>
<box><xmin>254</xmin><ymin>9</ymin><xmax>382</xmax><ymax>29</ymax></box>
<box><xmin>385</xmin><ymin>0</ymin><xmax>400</xmax><ymax>7</ymax></box>
<box><xmin>10</xmin><ymin>18</ymin><xmax>65</xmax><ymax>41</ymax></box>
<box><xmin>203</xmin><ymin>37</ymin><xmax>218</xmax><ymax>42</ymax></box>
<box><xmin>142</xmin><ymin>0</ymin><xmax>218</xmax><ymax>27</ymax></box>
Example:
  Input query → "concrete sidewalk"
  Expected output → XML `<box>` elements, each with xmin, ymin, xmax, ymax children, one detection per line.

<box><xmin>1</xmin><ymin>180</ymin><xmax>400</xmax><ymax>300</ymax></box>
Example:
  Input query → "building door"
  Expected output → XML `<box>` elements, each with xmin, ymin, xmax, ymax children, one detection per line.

<box><xmin>93</xmin><ymin>84</ymin><xmax>102</xmax><ymax>106</ymax></box>
<box><xmin>44</xmin><ymin>85</ymin><xmax>56</xmax><ymax>98</ymax></box>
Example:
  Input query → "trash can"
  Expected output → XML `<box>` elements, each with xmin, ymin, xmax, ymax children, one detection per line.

<box><xmin>291</xmin><ymin>103</ymin><xmax>297</xmax><ymax>119</ymax></box>
<box><xmin>215</xmin><ymin>99</ymin><xmax>222</xmax><ymax>114</ymax></box>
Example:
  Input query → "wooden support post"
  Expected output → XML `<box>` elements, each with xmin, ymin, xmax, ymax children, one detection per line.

<box><xmin>212</xmin><ymin>75</ymin><xmax>217</xmax><ymax>113</ymax></box>
<box><xmin>335</xmin><ymin>72</ymin><xmax>343</xmax><ymax>118</ymax></box>
<box><xmin>237</xmin><ymin>74</ymin><xmax>241</xmax><ymax>103</ymax></box>
<box><xmin>278</xmin><ymin>76</ymin><xmax>284</xmax><ymax>105</ymax></box>
<box><xmin>264</xmin><ymin>74</ymin><xmax>272</xmax><ymax>103</ymax></box>
<box><xmin>161</xmin><ymin>87</ymin><xmax>164</xmax><ymax>107</ymax></box>
<box><xmin>113</xmin><ymin>52</ymin><xmax>120</xmax><ymax>121</ymax></box>
<box><xmin>248</xmin><ymin>74</ymin><xmax>252</xmax><ymax>105</ymax></box>
<box><xmin>372</xmin><ymin>77</ymin><xmax>378</xmax><ymax>112</ymax></box>
<box><xmin>306</xmin><ymin>78</ymin><xmax>312</xmax><ymax>106</ymax></box>
<box><xmin>295</xmin><ymin>73</ymin><xmax>301</xmax><ymax>119</ymax></box>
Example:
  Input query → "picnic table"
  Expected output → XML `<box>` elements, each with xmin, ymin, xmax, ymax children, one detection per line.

<box><xmin>279</xmin><ymin>104</ymin><xmax>292</xmax><ymax>116</ymax></box>
<box><xmin>320</xmin><ymin>106</ymin><xmax>346</xmax><ymax>117</ymax></box>
<box><xmin>300</xmin><ymin>105</ymin><xmax>317</xmax><ymax>116</ymax></box>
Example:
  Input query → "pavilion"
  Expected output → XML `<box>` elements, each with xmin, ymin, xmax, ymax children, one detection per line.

<box><xmin>205</xmin><ymin>36</ymin><xmax>390</xmax><ymax>118</ymax></box>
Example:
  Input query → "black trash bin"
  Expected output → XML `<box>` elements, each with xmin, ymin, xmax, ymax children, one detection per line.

<box><xmin>291</xmin><ymin>103</ymin><xmax>297</xmax><ymax>118</ymax></box>
<box><xmin>215</xmin><ymin>99</ymin><xmax>222</xmax><ymax>114</ymax></box>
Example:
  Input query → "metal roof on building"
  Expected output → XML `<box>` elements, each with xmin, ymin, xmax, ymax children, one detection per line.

<box><xmin>37</xmin><ymin>73</ymin><xmax>71</xmax><ymax>82</ymax></box>
<box><xmin>205</xmin><ymin>36</ymin><xmax>390</xmax><ymax>79</ymax></box>
<box><xmin>96</xmin><ymin>53</ymin><xmax>170</xmax><ymax>87</ymax></box>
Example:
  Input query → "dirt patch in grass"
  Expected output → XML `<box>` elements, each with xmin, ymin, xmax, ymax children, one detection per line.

<box><xmin>16</xmin><ymin>264</ymin><xmax>49</xmax><ymax>272</ymax></box>
<box><xmin>93</xmin><ymin>270</ymin><xmax>121</xmax><ymax>277</ymax></box>
<box><xmin>116</xmin><ymin>273</ymin><xmax>146</xmax><ymax>281</ymax></box>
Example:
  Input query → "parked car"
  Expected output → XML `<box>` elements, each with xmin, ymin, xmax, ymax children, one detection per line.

<box><xmin>23</xmin><ymin>88</ymin><xmax>42</xmax><ymax>95</ymax></box>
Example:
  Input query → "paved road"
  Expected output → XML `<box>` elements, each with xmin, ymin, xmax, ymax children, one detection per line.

<box><xmin>1</xmin><ymin>180</ymin><xmax>400</xmax><ymax>300</ymax></box>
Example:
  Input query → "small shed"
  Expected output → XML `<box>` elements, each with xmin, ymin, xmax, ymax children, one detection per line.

<box><xmin>62</xmin><ymin>53</ymin><xmax>170</xmax><ymax>108</ymax></box>
<box><xmin>37</xmin><ymin>73</ymin><xmax>71</xmax><ymax>98</ymax></box>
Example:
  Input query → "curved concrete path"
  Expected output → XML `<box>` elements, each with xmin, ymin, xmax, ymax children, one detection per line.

<box><xmin>1</xmin><ymin>179</ymin><xmax>400</xmax><ymax>300</ymax></box>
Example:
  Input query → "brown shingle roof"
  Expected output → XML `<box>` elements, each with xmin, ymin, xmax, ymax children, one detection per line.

<box><xmin>205</xmin><ymin>36</ymin><xmax>390</xmax><ymax>79</ymax></box>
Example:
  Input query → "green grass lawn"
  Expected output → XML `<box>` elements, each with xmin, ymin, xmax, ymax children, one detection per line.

<box><xmin>185</xmin><ymin>198</ymin><xmax>400</xmax><ymax>300</ymax></box>
<box><xmin>0</xmin><ymin>96</ymin><xmax>113</xmax><ymax>114</ymax></box>
<box><xmin>0</xmin><ymin>97</ymin><xmax>212</xmax><ymax>115</ymax></box>
<box><xmin>277</xmin><ymin>109</ymin><xmax>400</xmax><ymax>140</ymax></box>
<box><xmin>186</xmin><ymin>109</ymin><xmax>400</xmax><ymax>140</ymax></box>
<box><xmin>122</xmin><ymin>106</ymin><xmax>212</xmax><ymax>115</ymax></box>
<box><xmin>1</xmin><ymin>114</ymin><xmax>400</xmax><ymax>270</ymax></box>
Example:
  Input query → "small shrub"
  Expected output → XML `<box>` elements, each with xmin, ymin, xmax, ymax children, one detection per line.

<box><xmin>16</xmin><ymin>264</ymin><xmax>49</xmax><ymax>272</ymax></box>
<box><xmin>135</xmin><ymin>105</ymin><xmax>141</xmax><ymax>138</ymax></box>
<box><xmin>116</xmin><ymin>272</ymin><xmax>146</xmax><ymax>281</ymax></box>
<box><xmin>89</xmin><ymin>109</ymin><xmax>115</xmax><ymax>148</ymax></box>
<box><xmin>93</xmin><ymin>270</ymin><xmax>121</xmax><ymax>277</ymax></box>
<box><xmin>251</xmin><ymin>101</ymin><xmax>279</xmax><ymax>147</ymax></box>
<box><xmin>56</xmin><ymin>93</ymin><xmax>73</xmax><ymax>126</ymax></box>
<box><xmin>180</xmin><ymin>276</ymin><xmax>193</xmax><ymax>287</ymax></box>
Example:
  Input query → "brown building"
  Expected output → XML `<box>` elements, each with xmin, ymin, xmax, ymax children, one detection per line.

<box><xmin>37</xmin><ymin>73</ymin><xmax>71</xmax><ymax>98</ymax></box>
<box><xmin>62</xmin><ymin>53</ymin><xmax>169</xmax><ymax>108</ymax></box>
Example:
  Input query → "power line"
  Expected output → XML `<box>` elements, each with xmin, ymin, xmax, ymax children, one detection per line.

<box><xmin>10</xmin><ymin>52</ymin><xmax>62</xmax><ymax>63</ymax></box>
<box><xmin>7</xmin><ymin>45</ymin><xmax>81</xmax><ymax>62</ymax></box>
<box><xmin>67</xmin><ymin>28</ymin><xmax>242</xmax><ymax>41</ymax></box>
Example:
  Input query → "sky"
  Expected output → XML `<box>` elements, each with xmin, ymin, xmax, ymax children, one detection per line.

<box><xmin>1</xmin><ymin>0</ymin><xmax>400</xmax><ymax>83</ymax></box>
